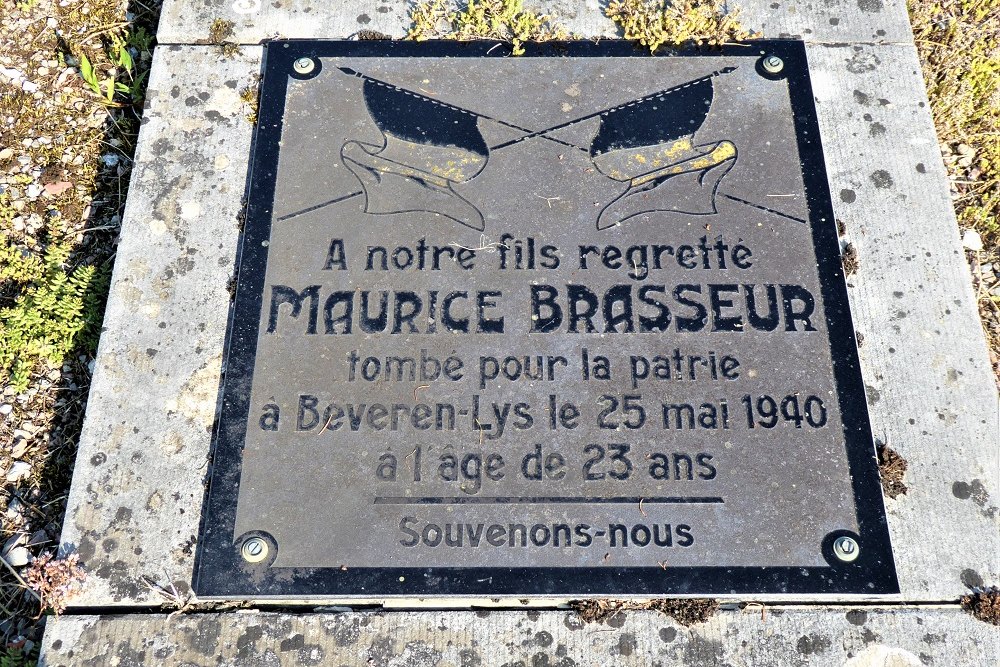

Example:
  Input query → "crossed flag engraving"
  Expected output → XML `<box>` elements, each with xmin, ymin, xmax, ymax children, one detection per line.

<box><xmin>278</xmin><ymin>66</ymin><xmax>805</xmax><ymax>230</ymax></box>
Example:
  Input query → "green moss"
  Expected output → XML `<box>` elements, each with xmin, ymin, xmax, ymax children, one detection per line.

<box><xmin>408</xmin><ymin>0</ymin><xmax>568</xmax><ymax>55</ymax></box>
<box><xmin>0</xmin><ymin>220</ymin><xmax>108</xmax><ymax>393</ymax></box>
<box><xmin>606</xmin><ymin>0</ymin><xmax>757</xmax><ymax>52</ymax></box>
<box><xmin>208</xmin><ymin>18</ymin><xmax>235</xmax><ymax>43</ymax></box>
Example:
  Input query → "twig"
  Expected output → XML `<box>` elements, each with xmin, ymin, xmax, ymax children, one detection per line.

<box><xmin>318</xmin><ymin>410</ymin><xmax>335</xmax><ymax>435</ymax></box>
<box><xmin>80</xmin><ymin>22</ymin><xmax>131</xmax><ymax>45</ymax></box>
<box><xmin>449</xmin><ymin>233</ymin><xmax>508</xmax><ymax>253</ymax></box>
<box><xmin>0</xmin><ymin>554</ymin><xmax>41</xmax><ymax>602</ymax></box>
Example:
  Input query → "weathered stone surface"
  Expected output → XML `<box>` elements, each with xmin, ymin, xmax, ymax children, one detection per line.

<box><xmin>157</xmin><ymin>0</ymin><xmax>915</xmax><ymax>45</ymax></box>
<box><xmin>57</xmin><ymin>45</ymin><xmax>260</xmax><ymax>605</ymax></box>
<box><xmin>808</xmin><ymin>42</ymin><xmax>1000</xmax><ymax>600</ymax></box>
<box><xmin>39</xmin><ymin>608</ymin><xmax>1000</xmax><ymax>666</ymax></box>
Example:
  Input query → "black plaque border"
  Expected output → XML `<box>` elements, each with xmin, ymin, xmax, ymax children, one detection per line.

<box><xmin>194</xmin><ymin>39</ymin><xmax>899</xmax><ymax>598</ymax></box>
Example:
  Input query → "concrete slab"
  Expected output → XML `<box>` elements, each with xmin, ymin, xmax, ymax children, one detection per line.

<box><xmin>807</xmin><ymin>42</ymin><xmax>1000</xmax><ymax>602</ymax></box>
<box><xmin>157</xmin><ymin>0</ymin><xmax>915</xmax><ymax>46</ymax></box>
<box><xmin>56</xmin><ymin>40</ymin><xmax>998</xmax><ymax>609</ymax></box>
<box><xmin>39</xmin><ymin>608</ymin><xmax>1000</xmax><ymax>666</ymax></box>
<box><xmin>57</xmin><ymin>45</ymin><xmax>260</xmax><ymax>606</ymax></box>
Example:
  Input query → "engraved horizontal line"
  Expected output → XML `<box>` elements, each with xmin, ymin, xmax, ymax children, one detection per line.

<box><xmin>373</xmin><ymin>496</ymin><xmax>724</xmax><ymax>505</ymax></box>
<box><xmin>719</xmin><ymin>192</ymin><xmax>807</xmax><ymax>224</ymax></box>
<box><xmin>277</xmin><ymin>190</ymin><xmax>362</xmax><ymax>222</ymax></box>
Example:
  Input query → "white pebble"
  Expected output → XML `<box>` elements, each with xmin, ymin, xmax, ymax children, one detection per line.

<box><xmin>5</xmin><ymin>461</ymin><xmax>31</xmax><ymax>482</ymax></box>
<box><xmin>962</xmin><ymin>229</ymin><xmax>983</xmax><ymax>251</ymax></box>
<box><xmin>4</xmin><ymin>546</ymin><xmax>29</xmax><ymax>568</ymax></box>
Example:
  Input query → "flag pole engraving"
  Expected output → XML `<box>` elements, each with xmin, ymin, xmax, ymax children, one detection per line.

<box><xmin>276</xmin><ymin>66</ymin><xmax>806</xmax><ymax>229</ymax></box>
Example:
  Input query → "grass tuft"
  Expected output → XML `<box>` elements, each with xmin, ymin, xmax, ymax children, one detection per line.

<box><xmin>606</xmin><ymin>0</ymin><xmax>757</xmax><ymax>52</ymax></box>
<box><xmin>911</xmin><ymin>0</ymin><xmax>1000</xmax><ymax>245</ymax></box>
<box><xmin>910</xmin><ymin>0</ymin><xmax>1000</xmax><ymax>380</ymax></box>
<box><xmin>408</xmin><ymin>0</ymin><xmax>568</xmax><ymax>55</ymax></box>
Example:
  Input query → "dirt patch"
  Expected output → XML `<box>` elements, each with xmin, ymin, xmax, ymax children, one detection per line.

<box><xmin>877</xmin><ymin>443</ymin><xmax>908</xmax><ymax>498</ymax></box>
<box><xmin>1</xmin><ymin>0</ymin><xmax>160</xmax><ymax>656</ymax></box>
<box><xmin>841</xmin><ymin>242</ymin><xmax>859</xmax><ymax>276</ymax></box>
<box><xmin>356</xmin><ymin>30</ymin><xmax>392</xmax><ymax>40</ymax></box>
<box><xmin>961</xmin><ymin>587</ymin><xmax>1000</xmax><ymax>626</ymax></box>
<box><xmin>570</xmin><ymin>598</ymin><xmax>720</xmax><ymax>626</ymax></box>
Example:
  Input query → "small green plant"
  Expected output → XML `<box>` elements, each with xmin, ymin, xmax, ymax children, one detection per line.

<box><xmin>25</xmin><ymin>553</ymin><xmax>87</xmax><ymax>616</ymax></box>
<box><xmin>0</xmin><ymin>647</ymin><xmax>37</xmax><ymax>667</ymax></box>
<box><xmin>77</xmin><ymin>53</ymin><xmax>102</xmax><ymax>95</ymax></box>
<box><xmin>76</xmin><ymin>32</ymin><xmax>148</xmax><ymax>104</ymax></box>
<box><xmin>408</xmin><ymin>0</ymin><xmax>567</xmax><ymax>55</ymax></box>
<box><xmin>127</xmin><ymin>26</ymin><xmax>154</xmax><ymax>53</ymax></box>
<box><xmin>0</xmin><ymin>236</ymin><xmax>105</xmax><ymax>393</ymax></box>
<box><xmin>606</xmin><ymin>0</ymin><xmax>756</xmax><ymax>52</ymax></box>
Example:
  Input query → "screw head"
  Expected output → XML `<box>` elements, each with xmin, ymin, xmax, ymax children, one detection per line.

<box><xmin>762</xmin><ymin>55</ymin><xmax>784</xmax><ymax>75</ymax></box>
<box><xmin>240</xmin><ymin>536</ymin><xmax>269</xmax><ymax>563</ymax></box>
<box><xmin>293</xmin><ymin>57</ymin><xmax>316</xmax><ymax>75</ymax></box>
<box><xmin>832</xmin><ymin>536</ymin><xmax>860</xmax><ymax>562</ymax></box>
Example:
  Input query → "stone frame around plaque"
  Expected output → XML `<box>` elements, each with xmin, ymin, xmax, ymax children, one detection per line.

<box><xmin>193</xmin><ymin>39</ymin><xmax>898</xmax><ymax>598</ymax></box>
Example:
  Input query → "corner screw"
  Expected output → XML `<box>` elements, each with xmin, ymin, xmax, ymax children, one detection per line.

<box><xmin>293</xmin><ymin>57</ymin><xmax>316</xmax><ymax>75</ymax></box>
<box><xmin>833</xmin><ymin>536</ymin><xmax>860</xmax><ymax>562</ymax></box>
<box><xmin>762</xmin><ymin>55</ymin><xmax>784</xmax><ymax>75</ymax></box>
<box><xmin>241</xmin><ymin>536</ymin><xmax>269</xmax><ymax>563</ymax></box>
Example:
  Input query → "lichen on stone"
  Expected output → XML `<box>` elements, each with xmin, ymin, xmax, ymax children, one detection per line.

<box><xmin>208</xmin><ymin>18</ymin><xmax>240</xmax><ymax>57</ymax></box>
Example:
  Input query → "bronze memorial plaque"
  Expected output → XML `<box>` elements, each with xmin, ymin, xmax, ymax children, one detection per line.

<box><xmin>195</xmin><ymin>41</ymin><xmax>898</xmax><ymax>597</ymax></box>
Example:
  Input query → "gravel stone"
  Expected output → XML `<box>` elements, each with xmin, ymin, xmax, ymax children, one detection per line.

<box><xmin>5</xmin><ymin>460</ymin><xmax>32</xmax><ymax>482</ymax></box>
<box><xmin>962</xmin><ymin>229</ymin><xmax>984</xmax><ymax>251</ymax></box>
<box><xmin>4</xmin><ymin>546</ymin><xmax>30</xmax><ymax>568</ymax></box>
